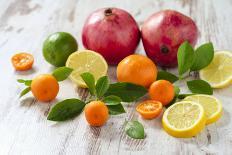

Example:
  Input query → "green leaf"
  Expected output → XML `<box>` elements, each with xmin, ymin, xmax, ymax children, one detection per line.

<box><xmin>80</xmin><ymin>72</ymin><xmax>96</xmax><ymax>95</ymax></box>
<box><xmin>103</xmin><ymin>95</ymin><xmax>121</xmax><ymax>105</ymax></box>
<box><xmin>177</xmin><ymin>41</ymin><xmax>195</xmax><ymax>77</ymax></box>
<box><xmin>107</xmin><ymin>103</ymin><xmax>126</xmax><ymax>115</ymax></box>
<box><xmin>177</xmin><ymin>94</ymin><xmax>195</xmax><ymax>99</ymax></box>
<box><xmin>187</xmin><ymin>80</ymin><xmax>213</xmax><ymax>95</ymax></box>
<box><xmin>20</xmin><ymin>87</ymin><xmax>31</xmax><ymax>97</ymax></box>
<box><xmin>157</xmin><ymin>71</ymin><xmax>179</xmax><ymax>83</ymax></box>
<box><xmin>52</xmin><ymin>67</ymin><xmax>73</xmax><ymax>81</ymax></box>
<box><xmin>105</xmin><ymin>82</ymin><xmax>147</xmax><ymax>102</ymax></box>
<box><xmin>96</xmin><ymin>76</ymin><xmax>109</xmax><ymax>99</ymax></box>
<box><xmin>17</xmin><ymin>79</ymin><xmax>25</xmax><ymax>83</ymax></box>
<box><xmin>174</xmin><ymin>86</ymin><xmax>180</xmax><ymax>96</ymax></box>
<box><xmin>47</xmin><ymin>98</ymin><xmax>85</xmax><ymax>121</ymax></box>
<box><xmin>190</xmin><ymin>42</ymin><xmax>214</xmax><ymax>71</ymax></box>
<box><xmin>125</xmin><ymin>121</ymin><xmax>145</xmax><ymax>139</ymax></box>
<box><xmin>17</xmin><ymin>79</ymin><xmax>32</xmax><ymax>86</ymax></box>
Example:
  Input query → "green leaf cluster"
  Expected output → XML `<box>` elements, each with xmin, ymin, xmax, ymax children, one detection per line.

<box><xmin>17</xmin><ymin>67</ymin><xmax>73</xmax><ymax>98</ymax></box>
<box><xmin>47</xmin><ymin>72</ymin><xmax>147</xmax><ymax>122</ymax></box>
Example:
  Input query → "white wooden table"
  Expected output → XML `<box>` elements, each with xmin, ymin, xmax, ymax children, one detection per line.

<box><xmin>0</xmin><ymin>0</ymin><xmax>232</xmax><ymax>154</ymax></box>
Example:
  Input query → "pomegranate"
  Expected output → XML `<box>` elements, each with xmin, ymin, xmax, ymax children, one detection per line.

<box><xmin>82</xmin><ymin>8</ymin><xmax>140</xmax><ymax>65</ymax></box>
<box><xmin>141</xmin><ymin>10</ymin><xmax>198</xmax><ymax>67</ymax></box>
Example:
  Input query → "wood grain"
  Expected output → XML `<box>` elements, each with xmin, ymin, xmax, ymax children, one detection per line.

<box><xmin>0</xmin><ymin>0</ymin><xmax>232</xmax><ymax>155</ymax></box>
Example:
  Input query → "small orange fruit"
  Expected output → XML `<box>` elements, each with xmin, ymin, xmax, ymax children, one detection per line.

<box><xmin>11</xmin><ymin>53</ymin><xmax>34</xmax><ymax>71</ymax></box>
<box><xmin>136</xmin><ymin>100</ymin><xmax>163</xmax><ymax>119</ymax></box>
<box><xmin>31</xmin><ymin>74</ymin><xmax>59</xmax><ymax>102</ymax></box>
<box><xmin>85</xmin><ymin>101</ymin><xmax>109</xmax><ymax>126</ymax></box>
<box><xmin>149</xmin><ymin>80</ymin><xmax>175</xmax><ymax>106</ymax></box>
<box><xmin>117</xmin><ymin>54</ymin><xmax>157</xmax><ymax>87</ymax></box>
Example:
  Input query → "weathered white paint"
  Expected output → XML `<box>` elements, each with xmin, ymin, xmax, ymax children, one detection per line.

<box><xmin>0</xmin><ymin>0</ymin><xmax>232</xmax><ymax>154</ymax></box>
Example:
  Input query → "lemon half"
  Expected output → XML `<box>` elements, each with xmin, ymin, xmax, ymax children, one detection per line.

<box><xmin>199</xmin><ymin>51</ymin><xmax>232</xmax><ymax>88</ymax></box>
<box><xmin>66</xmin><ymin>50</ymin><xmax>108</xmax><ymax>87</ymax></box>
<box><xmin>184</xmin><ymin>95</ymin><xmax>222</xmax><ymax>125</ymax></box>
<box><xmin>162</xmin><ymin>101</ymin><xmax>206</xmax><ymax>138</ymax></box>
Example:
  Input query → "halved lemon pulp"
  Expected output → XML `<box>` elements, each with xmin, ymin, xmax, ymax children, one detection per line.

<box><xmin>162</xmin><ymin>101</ymin><xmax>206</xmax><ymax>138</ymax></box>
<box><xmin>66</xmin><ymin>50</ymin><xmax>108</xmax><ymax>87</ymax></box>
<box><xmin>200</xmin><ymin>51</ymin><xmax>232</xmax><ymax>88</ymax></box>
<box><xmin>184</xmin><ymin>95</ymin><xmax>222</xmax><ymax>125</ymax></box>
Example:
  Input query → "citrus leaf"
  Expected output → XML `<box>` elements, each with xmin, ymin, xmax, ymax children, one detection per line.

<box><xmin>125</xmin><ymin>121</ymin><xmax>145</xmax><ymax>139</ymax></box>
<box><xmin>52</xmin><ymin>67</ymin><xmax>73</xmax><ymax>81</ymax></box>
<box><xmin>177</xmin><ymin>41</ymin><xmax>194</xmax><ymax>77</ymax></box>
<box><xmin>174</xmin><ymin>86</ymin><xmax>180</xmax><ymax>96</ymax></box>
<box><xmin>190</xmin><ymin>42</ymin><xmax>214</xmax><ymax>71</ymax></box>
<box><xmin>17</xmin><ymin>79</ymin><xmax>25</xmax><ymax>83</ymax></box>
<box><xmin>187</xmin><ymin>80</ymin><xmax>213</xmax><ymax>95</ymax></box>
<box><xmin>103</xmin><ymin>95</ymin><xmax>121</xmax><ymax>105</ymax></box>
<box><xmin>80</xmin><ymin>72</ymin><xmax>96</xmax><ymax>95</ymax></box>
<box><xmin>96</xmin><ymin>76</ymin><xmax>109</xmax><ymax>98</ymax></box>
<box><xmin>20</xmin><ymin>87</ymin><xmax>31</xmax><ymax>97</ymax></box>
<box><xmin>105</xmin><ymin>82</ymin><xmax>147</xmax><ymax>102</ymax></box>
<box><xmin>47</xmin><ymin>98</ymin><xmax>85</xmax><ymax>121</ymax></box>
<box><xmin>177</xmin><ymin>93</ymin><xmax>195</xmax><ymax>99</ymax></box>
<box><xmin>157</xmin><ymin>71</ymin><xmax>178</xmax><ymax>83</ymax></box>
<box><xmin>17</xmin><ymin>79</ymin><xmax>32</xmax><ymax>86</ymax></box>
<box><xmin>107</xmin><ymin>103</ymin><xmax>125</xmax><ymax>115</ymax></box>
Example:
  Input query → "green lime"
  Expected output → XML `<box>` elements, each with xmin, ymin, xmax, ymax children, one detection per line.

<box><xmin>43</xmin><ymin>32</ymin><xmax>78</xmax><ymax>67</ymax></box>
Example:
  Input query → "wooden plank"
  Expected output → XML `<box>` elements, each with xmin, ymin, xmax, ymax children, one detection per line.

<box><xmin>0</xmin><ymin>0</ymin><xmax>231</xmax><ymax>154</ymax></box>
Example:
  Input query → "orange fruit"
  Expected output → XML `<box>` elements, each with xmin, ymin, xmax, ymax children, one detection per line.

<box><xmin>149</xmin><ymin>80</ymin><xmax>174</xmax><ymax>106</ymax></box>
<box><xmin>11</xmin><ymin>53</ymin><xmax>34</xmax><ymax>71</ymax></box>
<box><xmin>84</xmin><ymin>101</ymin><xmax>109</xmax><ymax>126</ymax></box>
<box><xmin>136</xmin><ymin>100</ymin><xmax>163</xmax><ymax>119</ymax></box>
<box><xmin>117</xmin><ymin>54</ymin><xmax>157</xmax><ymax>87</ymax></box>
<box><xmin>31</xmin><ymin>74</ymin><xmax>59</xmax><ymax>102</ymax></box>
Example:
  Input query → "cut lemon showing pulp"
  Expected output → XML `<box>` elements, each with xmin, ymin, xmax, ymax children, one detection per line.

<box><xmin>66</xmin><ymin>50</ymin><xmax>108</xmax><ymax>87</ymax></box>
<box><xmin>162</xmin><ymin>101</ymin><xmax>206</xmax><ymax>138</ymax></box>
<box><xmin>199</xmin><ymin>51</ymin><xmax>232</xmax><ymax>88</ymax></box>
<box><xmin>184</xmin><ymin>95</ymin><xmax>222</xmax><ymax>125</ymax></box>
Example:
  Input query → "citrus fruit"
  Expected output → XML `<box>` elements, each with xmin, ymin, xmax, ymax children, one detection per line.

<box><xmin>43</xmin><ymin>32</ymin><xmax>78</xmax><ymax>67</ymax></box>
<box><xmin>84</xmin><ymin>101</ymin><xmax>109</xmax><ymax>126</ymax></box>
<box><xmin>136</xmin><ymin>100</ymin><xmax>163</xmax><ymax>119</ymax></box>
<box><xmin>11</xmin><ymin>53</ymin><xmax>34</xmax><ymax>71</ymax></box>
<box><xmin>149</xmin><ymin>80</ymin><xmax>175</xmax><ymax>106</ymax></box>
<box><xmin>199</xmin><ymin>51</ymin><xmax>232</xmax><ymax>88</ymax></box>
<box><xmin>31</xmin><ymin>74</ymin><xmax>59</xmax><ymax>102</ymax></box>
<box><xmin>117</xmin><ymin>54</ymin><xmax>157</xmax><ymax>87</ymax></box>
<box><xmin>162</xmin><ymin>101</ymin><xmax>206</xmax><ymax>138</ymax></box>
<box><xmin>184</xmin><ymin>95</ymin><xmax>223</xmax><ymax>125</ymax></box>
<box><xmin>66</xmin><ymin>50</ymin><xmax>108</xmax><ymax>87</ymax></box>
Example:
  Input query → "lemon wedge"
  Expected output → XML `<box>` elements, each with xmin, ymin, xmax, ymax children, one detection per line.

<box><xmin>162</xmin><ymin>101</ymin><xmax>206</xmax><ymax>138</ymax></box>
<box><xmin>66</xmin><ymin>50</ymin><xmax>108</xmax><ymax>87</ymax></box>
<box><xmin>199</xmin><ymin>51</ymin><xmax>232</xmax><ymax>88</ymax></box>
<box><xmin>184</xmin><ymin>95</ymin><xmax>222</xmax><ymax>125</ymax></box>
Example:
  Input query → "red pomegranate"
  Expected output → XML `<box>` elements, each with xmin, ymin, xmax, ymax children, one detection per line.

<box><xmin>141</xmin><ymin>10</ymin><xmax>198</xmax><ymax>67</ymax></box>
<box><xmin>82</xmin><ymin>8</ymin><xmax>140</xmax><ymax>65</ymax></box>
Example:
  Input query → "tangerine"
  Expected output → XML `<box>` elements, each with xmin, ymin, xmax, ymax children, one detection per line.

<box><xmin>117</xmin><ymin>54</ymin><xmax>157</xmax><ymax>87</ymax></box>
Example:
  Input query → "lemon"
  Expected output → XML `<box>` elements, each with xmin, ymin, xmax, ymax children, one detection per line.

<box><xmin>162</xmin><ymin>101</ymin><xmax>206</xmax><ymax>138</ymax></box>
<box><xmin>199</xmin><ymin>51</ymin><xmax>232</xmax><ymax>88</ymax></box>
<box><xmin>184</xmin><ymin>95</ymin><xmax>222</xmax><ymax>125</ymax></box>
<box><xmin>66</xmin><ymin>50</ymin><xmax>108</xmax><ymax>87</ymax></box>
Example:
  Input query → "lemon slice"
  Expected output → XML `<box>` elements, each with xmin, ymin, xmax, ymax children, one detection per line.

<box><xmin>199</xmin><ymin>51</ymin><xmax>232</xmax><ymax>88</ymax></box>
<box><xmin>162</xmin><ymin>101</ymin><xmax>206</xmax><ymax>138</ymax></box>
<box><xmin>184</xmin><ymin>95</ymin><xmax>222</xmax><ymax>125</ymax></box>
<box><xmin>66</xmin><ymin>50</ymin><xmax>108</xmax><ymax>87</ymax></box>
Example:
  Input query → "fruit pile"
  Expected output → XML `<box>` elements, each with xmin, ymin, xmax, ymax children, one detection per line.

<box><xmin>12</xmin><ymin>8</ymin><xmax>232</xmax><ymax>139</ymax></box>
